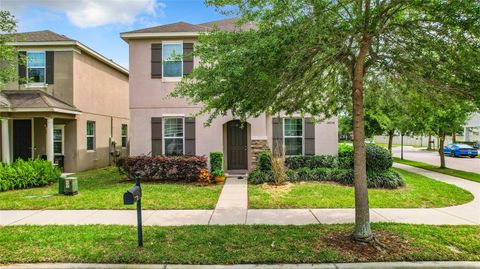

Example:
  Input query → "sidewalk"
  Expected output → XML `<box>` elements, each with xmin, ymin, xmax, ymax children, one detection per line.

<box><xmin>1</xmin><ymin>163</ymin><xmax>479</xmax><ymax>226</ymax></box>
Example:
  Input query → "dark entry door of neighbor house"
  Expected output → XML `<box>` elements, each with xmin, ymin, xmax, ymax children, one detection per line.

<box><xmin>227</xmin><ymin>120</ymin><xmax>248</xmax><ymax>170</ymax></box>
<box><xmin>13</xmin><ymin>120</ymin><xmax>32</xmax><ymax>161</ymax></box>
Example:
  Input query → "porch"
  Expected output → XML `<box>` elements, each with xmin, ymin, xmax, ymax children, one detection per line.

<box><xmin>0</xmin><ymin>90</ymin><xmax>81</xmax><ymax>170</ymax></box>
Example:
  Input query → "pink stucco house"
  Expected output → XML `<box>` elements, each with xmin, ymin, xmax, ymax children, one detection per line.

<box><xmin>121</xmin><ymin>18</ymin><xmax>338</xmax><ymax>173</ymax></box>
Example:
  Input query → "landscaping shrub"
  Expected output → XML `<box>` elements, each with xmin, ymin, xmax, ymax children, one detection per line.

<box><xmin>257</xmin><ymin>150</ymin><xmax>272</xmax><ymax>172</ymax></box>
<box><xmin>337</xmin><ymin>143</ymin><xmax>392</xmax><ymax>172</ymax></box>
<box><xmin>0</xmin><ymin>159</ymin><xmax>60</xmax><ymax>192</ymax></box>
<box><xmin>367</xmin><ymin>169</ymin><xmax>405</xmax><ymax>189</ymax></box>
<box><xmin>118</xmin><ymin>155</ymin><xmax>207</xmax><ymax>182</ymax></box>
<box><xmin>285</xmin><ymin>169</ymin><xmax>298</xmax><ymax>182</ymax></box>
<box><xmin>209</xmin><ymin>152</ymin><xmax>224</xmax><ymax>173</ymax></box>
<box><xmin>285</xmin><ymin>155</ymin><xmax>337</xmax><ymax>170</ymax></box>
<box><xmin>247</xmin><ymin>169</ymin><xmax>273</xmax><ymax>184</ymax></box>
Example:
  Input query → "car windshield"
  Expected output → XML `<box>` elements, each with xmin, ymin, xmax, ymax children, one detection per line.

<box><xmin>456</xmin><ymin>144</ymin><xmax>473</xmax><ymax>149</ymax></box>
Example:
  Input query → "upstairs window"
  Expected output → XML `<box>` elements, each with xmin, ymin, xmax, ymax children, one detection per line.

<box><xmin>284</xmin><ymin>118</ymin><xmax>303</xmax><ymax>156</ymax></box>
<box><xmin>27</xmin><ymin>51</ymin><xmax>46</xmax><ymax>84</ymax></box>
<box><xmin>162</xmin><ymin>43</ymin><xmax>182</xmax><ymax>78</ymax></box>
<box><xmin>121</xmin><ymin>124</ymin><xmax>128</xmax><ymax>148</ymax></box>
<box><xmin>163</xmin><ymin>117</ymin><xmax>184</xmax><ymax>156</ymax></box>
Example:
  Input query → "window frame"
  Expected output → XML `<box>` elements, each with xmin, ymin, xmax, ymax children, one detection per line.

<box><xmin>162</xmin><ymin>41</ymin><xmax>183</xmax><ymax>81</ymax></box>
<box><xmin>86</xmin><ymin>121</ymin><xmax>96</xmax><ymax>152</ymax></box>
<box><xmin>283</xmin><ymin>117</ymin><xmax>304</xmax><ymax>156</ymax></box>
<box><xmin>121</xmin><ymin>124</ymin><xmax>128</xmax><ymax>148</ymax></box>
<box><xmin>53</xmin><ymin>124</ymin><xmax>65</xmax><ymax>156</ymax></box>
<box><xmin>162</xmin><ymin>117</ymin><xmax>185</xmax><ymax>156</ymax></box>
<box><xmin>26</xmin><ymin>51</ymin><xmax>46</xmax><ymax>85</ymax></box>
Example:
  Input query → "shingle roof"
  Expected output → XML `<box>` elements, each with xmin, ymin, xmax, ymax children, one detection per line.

<box><xmin>0</xmin><ymin>90</ymin><xmax>80</xmax><ymax>113</ymax></box>
<box><xmin>198</xmin><ymin>18</ymin><xmax>256</xmax><ymax>31</ymax></box>
<box><xmin>122</xmin><ymin>22</ymin><xmax>209</xmax><ymax>34</ymax></box>
<box><xmin>122</xmin><ymin>17</ymin><xmax>255</xmax><ymax>35</ymax></box>
<box><xmin>13</xmin><ymin>30</ymin><xmax>74</xmax><ymax>42</ymax></box>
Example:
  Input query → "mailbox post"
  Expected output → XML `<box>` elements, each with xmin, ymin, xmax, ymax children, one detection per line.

<box><xmin>123</xmin><ymin>171</ymin><xmax>143</xmax><ymax>247</ymax></box>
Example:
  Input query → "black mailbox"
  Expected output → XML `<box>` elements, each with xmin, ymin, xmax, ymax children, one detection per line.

<box><xmin>124</xmin><ymin>185</ymin><xmax>141</xmax><ymax>205</ymax></box>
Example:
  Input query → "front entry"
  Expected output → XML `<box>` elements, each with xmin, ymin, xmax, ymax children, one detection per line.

<box><xmin>227</xmin><ymin>120</ymin><xmax>248</xmax><ymax>170</ymax></box>
<box><xmin>13</xmin><ymin>120</ymin><xmax>32</xmax><ymax>161</ymax></box>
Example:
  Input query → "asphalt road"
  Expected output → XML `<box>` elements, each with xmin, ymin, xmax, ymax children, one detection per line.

<box><xmin>392</xmin><ymin>146</ymin><xmax>480</xmax><ymax>173</ymax></box>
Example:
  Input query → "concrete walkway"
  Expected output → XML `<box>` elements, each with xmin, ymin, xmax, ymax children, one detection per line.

<box><xmin>1</xmin><ymin>163</ymin><xmax>479</xmax><ymax>226</ymax></box>
<box><xmin>1</xmin><ymin>261</ymin><xmax>479</xmax><ymax>269</ymax></box>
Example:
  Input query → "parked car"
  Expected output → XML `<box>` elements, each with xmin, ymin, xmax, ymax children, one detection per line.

<box><xmin>443</xmin><ymin>144</ymin><xmax>478</xmax><ymax>158</ymax></box>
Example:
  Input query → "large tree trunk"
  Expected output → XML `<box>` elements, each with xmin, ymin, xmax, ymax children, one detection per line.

<box><xmin>351</xmin><ymin>34</ymin><xmax>373</xmax><ymax>242</ymax></box>
<box><xmin>387</xmin><ymin>130</ymin><xmax>394</xmax><ymax>153</ymax></box>
<box><xmin>439</xmin><ymin>131</ymin><xmax>446</xmax><ymax>168</ymax></box>
<box><xmin>452</xmin><ymin>132</ymin><xmax>456</xmax><ymax>143</ymax></box>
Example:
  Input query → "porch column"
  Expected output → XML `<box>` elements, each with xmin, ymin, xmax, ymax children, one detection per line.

<box><xmin>1</xmin><ymin>118</ymin><xmax>10</xmax><ymax>164</ymax></box>
<box><xmin>46</xmin><ymin>117</ymin><xmax>54</xmax><ymax>162</ymax></box>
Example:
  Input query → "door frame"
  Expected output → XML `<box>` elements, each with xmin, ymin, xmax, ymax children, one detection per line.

<box><xmin>224</xmin><ymin>120</ymin><xmax>250</xmax><ymax>171</ymax></box>
<box><xmin>11</xmin><ymin>118</ymin><xmax>34</xmax><ymax>160</ymax></box>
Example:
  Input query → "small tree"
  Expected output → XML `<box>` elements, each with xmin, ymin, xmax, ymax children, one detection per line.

<box><xmin>0</xmin><ymin>11</ymin><xmax>20</xmax><ymax>88</ymax></box>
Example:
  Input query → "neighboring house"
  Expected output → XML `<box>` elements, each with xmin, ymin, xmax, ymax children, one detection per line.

<box><xmin>464</xmin><ymin>113</ymin><xmax>480</xmax><ymax>142</ymax></box>
<box><xmin>121</xmin><ymin>18</ymin><xmax>338</xmax><ymax>172</ymax></box>
<box><xmin>0</xmin><ymin>30</ymin><xmax>129</xmax><ymax>172</ymax></box>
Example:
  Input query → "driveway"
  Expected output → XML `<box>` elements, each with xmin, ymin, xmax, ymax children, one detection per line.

<box><xmin>392</xmin><ymin>146</ymin><xmax>480</xmax><ymax>173</ymax></box>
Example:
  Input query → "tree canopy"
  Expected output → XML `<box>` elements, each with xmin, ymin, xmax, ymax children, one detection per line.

<box><xmin>0</xmin><ymin>11</ymin><xmax>20</xmax><ymax>88</ymax></box>
<box><xmin>174</xmin><ymin>0</ymin><xmax>480</xmax><ymax>242</ymax></box>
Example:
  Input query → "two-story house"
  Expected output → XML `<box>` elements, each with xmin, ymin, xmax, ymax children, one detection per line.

<box><xmin>121</xmin><ymin>18</ymin><xmax>338</xmax><ymax>173</ymax></box>
<box><xmin>0</xmin><ymin>30</ymin><xmax>129</xmax><ymax>172</ymax></box>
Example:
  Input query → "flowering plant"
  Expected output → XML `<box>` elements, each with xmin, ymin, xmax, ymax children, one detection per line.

<box><xmin>198</xmin><ymin>169</ymin><xmax>211</xmax><ymax>185</ymax></box>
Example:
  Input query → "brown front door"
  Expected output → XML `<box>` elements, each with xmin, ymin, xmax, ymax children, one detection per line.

<box><xmin>227</xmin><ymin>120</ymin><xmax>248</xmax><ymax>170</ymax></box>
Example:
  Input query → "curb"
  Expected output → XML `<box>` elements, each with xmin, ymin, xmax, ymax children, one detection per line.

<box><xmin>1</xmin><ymin>262</ymin><xmax>479</xmax><ymax>269</ymax></box>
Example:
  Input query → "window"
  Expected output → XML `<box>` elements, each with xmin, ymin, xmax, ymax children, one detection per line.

<box><xmin>162</xmin><ymin>43</ymin><xmax>182</xmax><ymax>78</ymax></box>
<box><xmin>26</xmin><ymin>51</ymin><xmax>46</xmax><ymax>83</ymax></box>
<box><xmin>163</xmin><ymin>117</ymin><xmax>184</xmax><ymax>155</ymax></box>
<box><xmin>121</xmin><ymin>124</ymin><xmax>127</xmax><ymax>148</ymax></box>
<box><xmin>86</xmin><ymin>121</ymin><xmax>95</xmax><ymax>151</ymax></box>
<box><xmin>53</xmin><ymin>125</ymin><xmax>64</xmax><ymax>155</ymax></box>
<box><xmin>284</xmin><ymin>118</ymin><xmax>303</xmax><ymax>156</ymax></box>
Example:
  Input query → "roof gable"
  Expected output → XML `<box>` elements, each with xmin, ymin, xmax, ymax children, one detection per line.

<box><xmin>13</xmin><ymin>30</ymin><xmax>74</xmax><ymax>42</ymax></box>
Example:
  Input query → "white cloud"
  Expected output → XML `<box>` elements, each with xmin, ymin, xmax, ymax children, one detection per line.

<box><xmin>1</xmin><ymin>0</ymin><xmax>165</xmax><ymax>28</ymax></box>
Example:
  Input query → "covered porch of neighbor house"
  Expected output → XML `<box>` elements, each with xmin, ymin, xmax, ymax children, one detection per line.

<box><xmin>0</xmin><ymin>90</ymin><xmax>81</xmax><ymax>171</ymax></box>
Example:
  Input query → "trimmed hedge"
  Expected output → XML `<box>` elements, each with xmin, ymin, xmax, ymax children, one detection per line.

<box><xmin>249</xmin><ymin>167</ymin><xmax>404</xmax><ymax>189</ymax></box>
<box><xmin>118</xmin><ymin>155</ymin><xmax>207</xmax><ymax>182</ymax></box>
<box><xmin>209</xmin><ymin>152</ymin><xmax>224</xmax><ymax>172</ymax></box>
<box><xmin>0</xmin><ymin>159</ymin><xmax>61</xmax><ymax>192</ymax></box>
<box><xmin>337</xmin><ymin>144</ymin><xmax>392</xmax><ymax>172</ymax></box>
<box><xmin>285</xmin><ymin>155</ymin><xmax>337</xmax><ymax>170</ymax></box>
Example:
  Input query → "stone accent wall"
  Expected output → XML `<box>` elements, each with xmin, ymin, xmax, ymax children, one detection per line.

<box><xmin>251</xmin><ymin>139</ymin><xmax>269</xmax><ymax>169</ymax></box>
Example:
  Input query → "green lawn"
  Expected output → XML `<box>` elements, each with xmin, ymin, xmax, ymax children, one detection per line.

<box><xmin>0</xmin><ymin>224</ymin><xmax>479</xmax><ymax>264</ymax></box>
<box><xmin>249</xmin><ymin>168</ymin><xmax>473</xmax><ymax>208</ymax></box>
<box><xmin>0</xmin><ymin>167</ymin><xmax>222</xmax><ymax>210</ymax></box>
<box><xmin>394</xmin><ymin>157</ymin><xmax>480</xmax><ymax>183</ymax></box>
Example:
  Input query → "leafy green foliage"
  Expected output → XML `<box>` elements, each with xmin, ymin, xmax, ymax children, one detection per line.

<box><xmin>209</xmin><ymin>152</ymin><xmax>224</xmax><ymax>176</ymax></box>
<box><xmin>257</xmin><ymin>150</ymin><xmax>271</xmax><ymax>172</ymax></box>
<box><xmin>285</xmin><ymin>155</ymin><xmax>337</xmax><ymax>170</ymax></box>
<box><xmin>0</xmin><ymin>11</ymin><xmax>22</xmax><ymax>88</ymax></box>
<box><xmin>0</xmin><ymin>159</ymin><xmax>60</xmax><ymax>192</ymax></box>
<box><xmin>247</xmin><ymin>169</ymin><xmax>273</xmax><ymax>184</ymax></box>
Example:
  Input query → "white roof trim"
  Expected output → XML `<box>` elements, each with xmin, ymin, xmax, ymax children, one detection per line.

<box><xmin>7</xmin><ymin>41</ymin><xmax>129</xmax><ymax>76</ymax></box>
<box><xmin>0</xmin><ymin>107</ymin><xmax>81</xmax><ymax>115</ymax></box>
<box><xmin>121</xmin><ymin>32</ymin><xmax>200</xmax><ymax>39</ymax></box>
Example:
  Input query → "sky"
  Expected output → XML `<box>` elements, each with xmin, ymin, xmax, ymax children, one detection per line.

<box><xmin>0</xmin><ymin>0</ymin><xmax>232</xmax><ymax>69</ymax></box>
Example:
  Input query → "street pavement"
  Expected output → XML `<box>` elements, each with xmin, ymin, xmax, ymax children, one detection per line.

<box><xmin>392</xmin><ymin>146</ymin><xmax>480</xmax><ymax>173</ymax></box>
